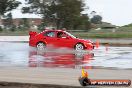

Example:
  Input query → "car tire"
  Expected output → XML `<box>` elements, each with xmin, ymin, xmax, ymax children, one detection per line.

<box><xmin>36</xmin><ymin>42</ymin><xmax>46</xmax><ymax>50</ymax></box>
<box><xmin>75</xmin><ymin>43</ymin><xmax>85</xmax><ymax>51</ymax></box>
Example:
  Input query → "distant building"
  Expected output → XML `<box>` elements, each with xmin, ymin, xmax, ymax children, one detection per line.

<box><xmin>93</xmin><ymin>22</ymin><xmax>116</xmax><ymax>29</ymax></box>
<box><xmin>100</xmin><ymin>22</ymin><xmax>116</xmax><ymax>29</ymax></box>
<box><xmin>0</xmin><ymin>18</ymin><xmax>42</xmax><ymax>30</ymax></box>
<box><xmin>0</xmin><ymin>19</ymin><xmax>3</xmax><ymax>28</ymax></box>
<box><xmin>13</xmin><ymin>18</ymin><xmax>42</xmax><ymax>27</ymax></box>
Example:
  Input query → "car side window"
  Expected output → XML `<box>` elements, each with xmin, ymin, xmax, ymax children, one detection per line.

<box><xmin>44</xmin><ymin>31</ymin><xmax>55</xmax><ymax>37</ymax></box>
<box><xmin>57</xmin><ymin>32</ymin><xmax>63</xmax><ymax>38</ymax></box>
<box><xmin>57</xmin><ymin>32</ymin><xmax>67</xmax><ymax>38</ymax></box>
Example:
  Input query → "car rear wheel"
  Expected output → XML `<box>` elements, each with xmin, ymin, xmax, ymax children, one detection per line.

<box><xmin>75</xmin><ymin>43</ymin><xmax>85</xmax><ymax>51</ymax></box>
<box><xmin>36</xmin><ymin>42</ymin><xmax>46</xmax><ymax>50</ymax></box>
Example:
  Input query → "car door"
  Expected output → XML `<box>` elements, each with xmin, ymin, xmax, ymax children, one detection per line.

<box><xmin>43</xmin><ymin>31</ymin><xmax>57</xmax><ymax>47</ymax></box>
<box><xmin>56</xmin><ymin>32</ymin><xmax>75</xmax><ymax>48</ymax></box>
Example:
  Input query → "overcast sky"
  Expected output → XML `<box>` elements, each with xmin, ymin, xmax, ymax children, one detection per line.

<box><xmin>12</xmin><ymin>0</ymin><xmax>132</xmax><ymax>26</ymax></box>
<box><xmin>84</xmin><ymin>0</ymin><xmax>132</xmax><ymax>26</ymax></box>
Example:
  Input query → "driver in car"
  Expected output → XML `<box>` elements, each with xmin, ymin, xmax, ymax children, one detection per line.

<box><xmin>57</xmin><ymin>32</ymin><xmax>64</xmax><ymax>38</ymax></box>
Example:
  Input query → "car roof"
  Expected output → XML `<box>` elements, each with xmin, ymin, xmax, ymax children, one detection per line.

<box><xmin>44</xmin><ymin>29</ymin><xmax>66</xmax><ymax>32</ymax></box>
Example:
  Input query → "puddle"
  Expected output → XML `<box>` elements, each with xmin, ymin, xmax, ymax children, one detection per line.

<box><xmin>0</xmin><ymin>42</ymin><xmax>132</xmax><ymax>69</ymax></box>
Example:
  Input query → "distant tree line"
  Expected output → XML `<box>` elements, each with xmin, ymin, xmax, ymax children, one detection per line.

<box><xmin>0</xmin><ymin>0</ymin><xmax>21</xmax><ymax>31</ymax></box>
<box><xmin>0</xmin><ymin>0</ymin><xmax>102</xmax><ymax>32</ymax></box>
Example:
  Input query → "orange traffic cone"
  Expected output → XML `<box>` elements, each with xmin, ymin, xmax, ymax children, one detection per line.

<box><xmin>95</xmin><ymin>40</ymin><xmax>100</xmax><ymax>49</ymax></box>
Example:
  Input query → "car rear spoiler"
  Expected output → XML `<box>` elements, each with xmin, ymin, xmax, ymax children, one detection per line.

<box><xmin>29</xmin><ymin>31</ymin><xmax>37</xmax><ymax>39</ymax></box>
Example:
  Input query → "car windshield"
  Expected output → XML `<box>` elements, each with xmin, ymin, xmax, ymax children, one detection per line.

<box><xmin>65</xmin><ymin>31</ymin><xmax>76</xmax><ymax>38</ymax></box>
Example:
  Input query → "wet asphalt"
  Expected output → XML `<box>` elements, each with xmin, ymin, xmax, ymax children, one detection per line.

<box><xmin>0</xmin><ymin>42</ymin><xmax>132</xmax><ymax>69</ymax></box>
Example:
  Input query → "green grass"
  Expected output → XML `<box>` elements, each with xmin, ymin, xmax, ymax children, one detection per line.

<box><xmin>0</xmin><ymin>27</ymin><xmax>132</xmax><ymax>38</ymax></box>
<box><xmin>72</xmin><ymin>32</ymin><xmax>132</xmax><ymax>38</ymax></box>
<box><xmin>70</xmin><ymin>26</ymin><xmax>132</xmax><ymax>38</ymax></box>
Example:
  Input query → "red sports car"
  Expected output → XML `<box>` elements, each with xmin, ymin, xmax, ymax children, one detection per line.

<box><xmin>29</xmin><ymin>30</ymin><xmax>94</xmax><ymax>50</ymax></box>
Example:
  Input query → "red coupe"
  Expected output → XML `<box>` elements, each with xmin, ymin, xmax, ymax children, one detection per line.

<box><xmin>29</xmin><ymin>30</ymin><xmax>94</xmax><ymax>50</ymax></box>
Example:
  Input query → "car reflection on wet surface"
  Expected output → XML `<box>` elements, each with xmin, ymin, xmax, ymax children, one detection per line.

<box><xmin>29</xmin><ymin>50</ymin><xmax>94</xmax><ymax>69</ymax></box>
<box><xmin>0</xmin><ymin>42</ymin><xmax>132</xmax><ymax>69</ymax></box>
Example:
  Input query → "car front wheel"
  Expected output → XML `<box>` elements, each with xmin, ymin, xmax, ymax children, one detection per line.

<box><xmin>75</xmin><ymin>43</ymin><xmax>85</xmax><ymax>51</ymax></box>
<box><xmin>36</xmin><ymin>42</ymin><xmax>46</xmax><ymax>50</ymax></box>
